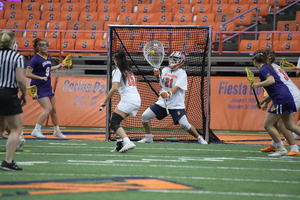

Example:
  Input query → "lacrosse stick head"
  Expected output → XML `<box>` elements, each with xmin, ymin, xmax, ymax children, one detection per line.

<box><xmin>143</xmin><ymin>41</ymin><xmax>164</xmax><ymax>70</ymax></box>
<box><xmin>27</xmin><ymin>85</ymin><xmax>37</xmax><ymax>97</ymax></box>
<box><xmin>245</xmin><ymin>67</ymin><xmax>254</xmax><ymax>85</ymax></box>
<box><xmin>63</xmin><ymin>54</ymin><xmax>72</xmax><ymax>68</ymax></box>
<box><xmin>280</xmin><ymin>58</ymin><xmax>296</xmax><ymax>70</ymax></box>
<box><xmin>169</xmin><ymin>51</ymin><xmax>185</xmax><ymax>70</ymax></box>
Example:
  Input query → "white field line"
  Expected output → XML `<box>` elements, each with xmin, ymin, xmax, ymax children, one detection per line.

<box><xmin>139</xmin><ymin>190</ymin><xmax>300</xmax><ymax>198</ymax></box>
<box><xmin>1</xmin><ymin>173</ymin><xmax>300</xmax><ymax>185</ymax></box>
<box><xmin>11</xmin><ymin>161</ymin><xmax>300</xmax><ymax>172</ymax></box>
<box><xmin>12</xmin><ymin>152</ymin><xmax>300</xmax><ymax>164</ymax></box>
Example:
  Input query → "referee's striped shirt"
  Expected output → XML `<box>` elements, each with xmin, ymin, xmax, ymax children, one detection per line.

<box><xmin>0</xmin><ymin>49</ymin><xmax>24</xmax><ymax>89</ymax></box>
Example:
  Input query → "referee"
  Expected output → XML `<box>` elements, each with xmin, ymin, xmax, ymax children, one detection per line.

<box><xmin>0</xmin><ymin>30</ymin><xmax>26</xmax><ymax>171</ymax></box>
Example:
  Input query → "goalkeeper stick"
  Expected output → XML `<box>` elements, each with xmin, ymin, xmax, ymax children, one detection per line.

<box><xmin>280</xmin><ymin>58</ymin><xmax>299</xmax><ymax>70</ymax></box>
<box><xmin>26</xmin><ymin>85</ymin><xmax>37</xmax><ymax>97</ymax></box>
<box><xmin>245</xmin><ymin>67</ymin><xmax>261</xmax><ymax>109</ymax></box>
<box><xmin>143</xmin><ymin>41</ymin><xmax>169</xmax><ymax>114</ymax></box>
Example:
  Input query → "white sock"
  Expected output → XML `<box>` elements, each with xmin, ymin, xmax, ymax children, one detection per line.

<box><xmin>146</xmin><ymin>133</ymin><xmax>153</xmax><ymax>137</ymax></box>
<box><xmin>20</xmin><ymin>130</ymin><xmax>23</xmax><ymax>136</ymax></box>
<box><xmin>35</xmin><ymin>124</ymin><xmax>42</xmax><ymax>131</ymax></box>
<box><xmin>271</xmin><ymin>140</ymin><xmax>277</xmax><ymax>147</ymax></box>
<box><xmin>54</xmin><ymin>126</ymin><xmax>60</xmax><ymax>132</ymax></box>
<box><xmin>122</xmin><ymin>136</ymin><xmax>130</xmax><ymax>144</ymax></box>
<box><xmin>197</xmin><ymin>135</ymin><xmax>204</xmax><ymax>142</ymax></box>
<box><xmin>290</xmin><ymin>144</ymin><xmax>299</xmax><ymax>152</ymax></box>
<box><xmin>276</xmin><ymin>141</ymin><xmax>284</xmax><ymax>147</ymax></box>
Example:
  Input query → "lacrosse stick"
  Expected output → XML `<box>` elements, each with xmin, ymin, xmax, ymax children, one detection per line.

<box><xmin>245</xmin><ymin>67</ymin><xmax>261</xmax><ymax>109</ymax></box>
<box><xmin>280</xmin><ymin>58</ymin><xmax>299</xmax><ymax>70</ymax></box>
<box><xmin>26</xmin><ymin>85</ymin><xmax>37</xmax><ymax>98</ymax></box>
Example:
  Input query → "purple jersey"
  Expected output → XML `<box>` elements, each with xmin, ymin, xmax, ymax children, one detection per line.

<box><xmin>259</xmin><ymin>64</ymin><xmax>295</xmax><ymax>105</ymax></box>
<box><xmin>28</xmin><ymin>53</ymin><xmax>54</xmax><ymax>99</ymax></box>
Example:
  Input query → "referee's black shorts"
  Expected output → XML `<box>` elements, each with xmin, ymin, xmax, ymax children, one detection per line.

<box><xmin>0</xmin><ymin>88</ymin><xmax>23</xmax><ymax>116</ymax></box>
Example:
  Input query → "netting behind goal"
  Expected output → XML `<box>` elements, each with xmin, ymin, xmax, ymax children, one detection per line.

<box><xmin>106</xmin><ymin>25</ymin><xmax>221</xmax><ymax>143</ymax></box>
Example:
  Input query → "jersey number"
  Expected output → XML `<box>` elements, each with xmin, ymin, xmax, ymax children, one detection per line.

<box><xmin>278</xmin><ymin>68</ymin><xmax>289</xmax><ymax>81</ymax></box>
<box><xmin>127</xmin><ymin>72</ymin><xmax>135</xmax><ymax>86</ymax></box>
<box><xmin>165</xmin><ymin>77</ymin><xmax>173</xmax><ymax>88</ymax></box>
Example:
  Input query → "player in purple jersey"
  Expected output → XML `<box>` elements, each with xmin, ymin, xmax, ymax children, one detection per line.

<box><xmin>251</xmin><ymin>49</ymin><xmax>300</xmax><ymax>156</ymax></box>
<box><xmin>25</xmin><ymin>38</ymin><xmax>66</xmax><ymax>139</ymax></box>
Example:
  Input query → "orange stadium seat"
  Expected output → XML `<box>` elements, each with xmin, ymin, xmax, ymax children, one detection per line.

<box><xmin>75</xmin><ymin>39</ymin><xmax>95</xmax><ymax>50</ymax></box>
<box><xmin>228</xmin><ymin>0</ymin><xmax>247</xmax><ymax>4</ymax></box>
<box><xmin>61</xmin><ymin>39</ymin><xmax>75</xmax><ymax>51</ymax></box>
<box><xmin>171</xmin><ymin>0</ymin><xmax>190</xmax><ymax>4</ymax></box>
<box><xmin>137</xmin><ymin>13</ymin><xmax>159</xmax><ymax>24</ymax></box>
<box><xmin>46</xmin><ymin>22</ymin><xmax>67</xmax><ymax>40</ymax></box>
<box><xmin>22</xmin><ymin>11</ymin><xmax>41</xmax><ymax>21</ymax></box>
<box><xmin>280</xmin><ymin>33</ymin><xmax>300</xmax><ymax>41</ymax></box>
<box><xmin>66</xmin><ymin>21</ymin><xmax>85</xmax><ymax>39</ymax></box>
<box><xmin>17</xmin><ymin>37</ymin><xmax>34</xmax><ymax>50</ymax></box>
<box><xmin>79</xmin><ymin>0</ymin><xmax>98</xmax><ymax>3</ymax></box>
<box><xmin>259</xmin><ymin>32</ymin><xmax>280</xmax><ymax>41</ymax></box>
<box><xmin>60</xmin><ymin>0</ymin><xmax>79</xmax><ymax>3</ymax></box>
<box><xmin>173</xmin><ymin>13</ymin><xmax>193</xmax><ymax>23</ymax></box>
<box><xmin>4</xmin><ymin>1</ymin><xmax>22</xmax><ymax>10</ymax></box>
<box><xmin>249</xmin><ymin>4</ymin><xmax>269</xmax><ymax>16</ymax></box>
<box><xmin>268</xmin><ymin>0</ymin><xmax>286</xmax><ymax>6</ymax></box>
<box><xmin>196</xmin><ymin>13</ymin><xmax>215</xmax><ymax>23</ymax></box>
<box><xmin>79</xmin><ymin>12</ymin><xmax>99</xmax><ymax>21</ymax></box>
<box><xmin>193</xmin><ymin>4</ymin><xmax>212</xmax><ymax>14</ymax></box>
<box><xmin>190</xmin><ymin>0</ymin><xmax>210</xmax><ymax>6</ymax></box>
<box><xmin>229</xmin><ymin>4</ymin><xmax>249</xmax><ymax>14</ymax></box>
<box><xmin>247</xmin><ymin>0</ymin><xmax>266</xmax><ymax>4</ymax></box>
<box><xmin>215</xmin><ymin>12</ymin><xmax>234</xmax><ymax>22</ymax></box>
<box><xmin>42</xmin><ymin>11</ymin><xmax>61</xmax><ymax>22</ymax></box>
<box><xmin>60</xmin><ymin>12</ymin><xmax>79</xmax><ymax>21</ymax></box>
<box><xmin>26</xmin><ymin>20</ymin><xmax>47</xmax><ymax>38</ymax></box>
<box><xmin>46</xmin><ymin>38</ymin><xmax>58</xmax><ymax>50</ymax></box>
<box><xmin>97</xmin><ymin>4</ymin><xmax>115</xmax><ymax>13</ymax></box>
<box><xmin>239</xmin><ymin>40</ymin><xmax>259</xmax><ymax>52</ymax></box>
<box><xmin>6</xmin><ymin>19</ymin><xmax>26</xmax><ymax>37</ymax></box>
<box><xmin>22</xmin><ymin>0</ymin><xmax>42</xmax><ymax>2</ymax></box>
<box><xmin>44</xmin><ymin>0</ymin><xmax>60</xmax><ymax>2</ymax></box>
<box><xmin>172</xmin><ymin>4</ymin><xmax>192</xmax><ymax>15</ymax></box>
<box><xmin>79</xmin><ymin>3</ymin><xmax>97</xmax><ymax>13</ymax></box>
<box><xmin>22</xmin><ymin>2</ymin><xmax>41</xmax><ymax>11</ymax></box>
<box><xmin>233</xmin><ymin>13</ymin><xmax>253</xmax><ymax>26</ymax></box>
<box><xmin>94</xmin><ymin>39</ymin><xmax>108</xmax><ymax>51</ymax></box>
<box><xmin>278</xmin><ymin>40</ymin><xmax>298</xmax><ymax>51</ymax></box>
<box><xmin>137</xmin><ymin>4</ymin><xmax>154</xmax><ymax>14</ymax></box>
<box><xmin>153</xmin><ymin>3</ymin><xmax>172</xmax><ymax>13</ymax></box>
<box><xmin>4</xmin><ymin>10</ymin><xmax>23</xmax><ymax>20</ymax></box>
<box><xmin>85</xmin><ymin>21</ymin><xmax>104</xmax><ymax>30</ymax></box>
<box><xmin>0</xmin><ymin>19</ymin><xmax>6</xmax><ymax>29</ymax></box>
<box><xmin>99</xmin><ymin>13</ymin><xmax>118</xmax><ymax>22</ymax></box>
<box><xmin>216</xmin><ymin>21</ymin><xmax>235</xmax><ymax>32</ymax></box>
<box><xmin>259</xmin><ymin>40</ymin><xmax>279</xmax><ymax>51</ymax></box>
<box><xmin>119</xmin><ymin>13</ymin><xmax>138</xmax><ymax>22</ymax></box>
<box><xmin>210</xmin><ymin>0</ymin><xmax>228</xmax><ymax>4</ymax></box>
<box><xmin>62</xmin><ymin>3</ymin><xmax>79</xmax><ymax>12</ymax></box>
<box><xmin>84</xmin><ymin>32</ymin><xmax>104</xmax><ymax>40</ymax></box>
<box><xmin>211</xmin><ymin>4</ymin><xmax>230</xmax><ymax>13</ymax></box>
<box><xmin>115</xmin><ymin>4</ymin><xmax>133</xmax><ymax>14</ymax></box>
<box><xmin>42</xmin><ymin>3</ymin><xmax>62</xmax><ymax>12</ymax></box>
<box><xmin>133</xmin><ymin>0</ymin><xmax>151</xmax><ymax>5</ymax></box>
<box><xmin>103</xmin><ymin>21</ymin><xmax>122</xmax><ymax>31</ymax></box>
<box><xmin>153</xmin><ymin>0</ymin><xmax>172</xmax><ymax>3</ymax></box>
<box><xmin>277</xmin><ymin>21</ymin><xmax>298</xmax><ymax>31</ymax></box>
<box><xmin>157</xmin><ymin>13</ymin><xmax>173</xmax><ymax>25</ymax></box>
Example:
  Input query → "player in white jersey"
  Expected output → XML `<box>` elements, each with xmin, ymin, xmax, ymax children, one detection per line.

<box><xmin>260</xmin><ymin>49</ymin><xmax>300</xmax><ymax>156</ymax></box>
<box><xmin>100</xmin><ymin>49</ymin><xmax>141</xmax><ymax>153</ymax></box>
<box><xmin>138</xmin><ymin>51</ymin><xmax>207</xmax><ymax>144</ymax></box>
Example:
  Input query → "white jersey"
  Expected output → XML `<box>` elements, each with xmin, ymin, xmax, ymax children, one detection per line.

<box><xmin>112</xmin><ymin>67</ymin><xmax>141</xmax><ymax>105</ymax></box>
<box><xmin>272</xmin><ymin>63</ymin><xmax>300</xmax><ymax>110</ymax></box>
<box><xmin>297</xmin><ymin>57</ymin><xmax>300</xmax><ymax>68</ymax></box>
<box><xmin>156</xmin><ymin>67</ymin><xmax>187</xmax><ymax>109</ymax></box>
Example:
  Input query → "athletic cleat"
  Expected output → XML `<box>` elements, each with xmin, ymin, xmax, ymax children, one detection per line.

<box><xmin>0</xmin><ymin>132</ymin><xmax>8</xmax><ymax>139</ymax></box>
<box><xmin>268</xmin><ymin>147</ymin><xmax>287</xmax><ymax>157</ymax></box>
<box><xmin>138</xmin><ymin>135</ymin><xmax>153</xmax><ymax>143</ymax></box>
<box><xmin>53</xmin><ymin>130</ymin><xmax>66</xmax><ymax>138</ymax></box>
<box><xmin>197</xmin><ymin>137</ymin><xmax>208</xmax><ymax>144</ymax></box>
<box><xmin>111</xmin><ymin>137</ymin><xmax>123</xmax><ymax>152</ymax></box>
<box><xmin>0</xmin><ymin>160</ymin><xmax>22</xmax><ymax>171</ymax></box>
<box><xmin>287</xmin><ymin>150</ymin><xmax>300</xmax><ymax>156</ymax></box>
<box><xmin>31</xmin><ymin>129</ymin><xmax>46</xmax><ymax>139</ymax></box>
<box><xmin>16</xmin><ymin>136</ymin><xmax>26</xmax><ymax>152</ymax></box>
<box><xmin>119</xmin><ymin>141</ymin><xmax>136</xmax><ymax>153</ymax></box>
<box><xmin>260</xmin><ymin>145</ymin><xmax>276</xmax><ymax>152</ymax></box>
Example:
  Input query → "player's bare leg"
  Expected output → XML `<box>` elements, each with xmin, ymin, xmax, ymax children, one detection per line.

<box><xmin>188</xmin><ymin>125</ymin><xmax>207</xmax><ymax>144</ymax></box>
<box><xmin>49</xmin><ymin>96</ymin><xmax>66</xmax><ymax>138</ymax></box>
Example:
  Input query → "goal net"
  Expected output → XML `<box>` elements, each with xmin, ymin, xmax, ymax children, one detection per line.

<box><xmin>105</xmin><ymin>25</ymin><xmax>221</xmax><ymax>144</ymax></box>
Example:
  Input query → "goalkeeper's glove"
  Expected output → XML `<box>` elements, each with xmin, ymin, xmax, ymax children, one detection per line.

<box><xmin>154</xmin><ymin>69</ymin><xmax>160</xmax><ymax>76</ymax></box>
<box><xmin>159</xmin><ymin>90</ymin><xmax>172</xmax><ymax>98</ymax></box>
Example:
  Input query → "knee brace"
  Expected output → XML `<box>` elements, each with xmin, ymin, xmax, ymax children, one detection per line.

<box><xmin>110</xmin><ymin>113</ymin><xmax>123</xmax><ymax>132</ymax></box>
<box><xmin>178</xmin><ymin>115</ymin><xmax>191</xmax><ymax>131</ymax></box>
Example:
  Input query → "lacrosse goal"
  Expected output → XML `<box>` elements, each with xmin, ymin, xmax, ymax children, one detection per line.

<box><xmin>105</xmin><ymin>25</ymin><xmax>221</xmax><ymax>143</ymax></box>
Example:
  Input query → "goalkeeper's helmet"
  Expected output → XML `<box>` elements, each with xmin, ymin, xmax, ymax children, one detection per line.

<box><xmin>169</xmin><ymin>51</ymin><xmax>185</xmax><ymax>70</ymax></box>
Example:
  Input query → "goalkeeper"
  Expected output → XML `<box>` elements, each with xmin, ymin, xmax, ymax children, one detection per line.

<box><xmin>138</xmin><ymin>51</ymin><xmax>207</xmax><ymax>144</ymax></box>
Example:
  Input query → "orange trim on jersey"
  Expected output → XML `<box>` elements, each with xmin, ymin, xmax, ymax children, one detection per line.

<box><xmin>165</xmin><ymin>73</ymin><xmax>178</xmax><ymax>78</ymax></box>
